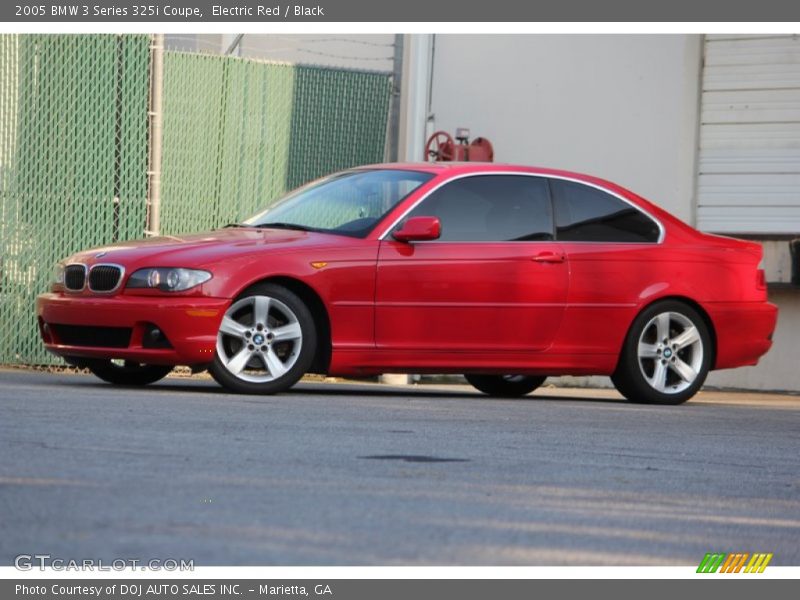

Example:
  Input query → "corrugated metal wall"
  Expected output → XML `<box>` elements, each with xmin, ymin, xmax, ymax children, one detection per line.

<box><xmin>697</xmin><ymin>34</ymin><xmax>800</xmax><ymax>234</ymax></box>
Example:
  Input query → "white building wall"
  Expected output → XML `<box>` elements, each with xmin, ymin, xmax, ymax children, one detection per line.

<box><xmin>426</xmin><ymin>34</ymin><xmax>703</xmax><ymax>223</ymax></box>
<box><xmin>420</xmin><ymin>34</ymin><xmax>800</xmax><ymax>392</ymax></box>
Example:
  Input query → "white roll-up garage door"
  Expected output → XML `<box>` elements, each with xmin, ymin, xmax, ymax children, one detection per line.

<box><xmin>697</xmin><ymin>34</ymin><xmax>800</xmax><ymax>234</ymax></box>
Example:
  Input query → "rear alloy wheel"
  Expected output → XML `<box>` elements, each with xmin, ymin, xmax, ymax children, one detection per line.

<box><xmin>612</xmin><ymin>300</ymin><xmax>712</xmax><ymax>405</ymax></box>
<box><xmin>85</xmin><ymin>359</ymin><xmax>172</xmax><ymax>386</ymax></box>
<box><xmin>465</xmin><ymin>374</ymin><xmax>547</xmax><ymax>398</ymax></box>
<box><xmin>209</xmin><ymin>284</ymin><xmax>316</xmax><ymax>394</ymax></box>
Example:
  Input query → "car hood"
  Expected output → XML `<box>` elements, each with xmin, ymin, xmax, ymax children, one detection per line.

<box><xmin>68</xmin><ymin>227</ymin><xmax>346</xmax><ymax>269</ymax></box>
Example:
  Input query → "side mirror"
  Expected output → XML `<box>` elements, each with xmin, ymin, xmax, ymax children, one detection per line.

<box><xmin>392</xmin><ymin>216</ymin><xmax>441</xmax><ymax>242</ymax></box>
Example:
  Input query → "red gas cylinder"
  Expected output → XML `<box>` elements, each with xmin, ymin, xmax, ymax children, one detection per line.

<box><xmin>425</xmin><ymin>128</ymin><xmax>494</xmax><ymax>162</ymax></box>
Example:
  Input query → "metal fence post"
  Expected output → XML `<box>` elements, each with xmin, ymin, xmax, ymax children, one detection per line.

<box><xmin>146</xmin><ymin>33</ymin><xmax>164</xmax><ymax>236</ymax></box>
<box><xmin>386</xmin><ymin>34</ymin><xmax>404</xmax><ymax>162</ymax></box>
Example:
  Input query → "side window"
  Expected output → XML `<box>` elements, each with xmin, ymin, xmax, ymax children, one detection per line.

<box><xmin>403</xmin><ymin>175</ymin><xmax>553</xmax><ymax>242</ymax></box>
<box><xmin>551</xmin><ymin>180</ymin><xmax>660</xmax><ymax>243</ymax></box>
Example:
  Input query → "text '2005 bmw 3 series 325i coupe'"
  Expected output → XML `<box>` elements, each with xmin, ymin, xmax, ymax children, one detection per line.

<box><xmin>37</xmin><ymin>163</ymin><xmax>778</xmax><ymax>404</ymax></box>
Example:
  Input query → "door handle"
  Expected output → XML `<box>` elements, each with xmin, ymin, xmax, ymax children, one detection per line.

<box><xmin>532</xmin><ymin>252</ymin><xmax>565</xmax><ymax>263</ymax></box>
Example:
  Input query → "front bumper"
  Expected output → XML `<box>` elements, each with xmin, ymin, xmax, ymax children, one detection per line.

<box><xmin>36</xmin><ymin>292</ymin><xmax>229</xmax><ymax>366</ymax></box>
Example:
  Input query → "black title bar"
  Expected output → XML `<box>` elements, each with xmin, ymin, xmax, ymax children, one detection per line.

<box><xmin>5</xmin><ymin>0</ymin><xmax>800</xmax><ymax>22</ymax></box>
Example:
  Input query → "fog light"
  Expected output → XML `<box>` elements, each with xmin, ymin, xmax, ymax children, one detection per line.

<box><xmin>142</xmin><ymin>324</ymin><xmax>172</xmax><ymax>349</ymax></box>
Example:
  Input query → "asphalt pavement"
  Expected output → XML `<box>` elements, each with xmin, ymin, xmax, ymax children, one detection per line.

<box><xmin>1</xmin><ymin>368</ymin><xmax>798</xmax><ymax>566</ymax></box>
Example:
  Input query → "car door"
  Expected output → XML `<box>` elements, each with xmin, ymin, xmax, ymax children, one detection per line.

<box><xmin>547</xmin><ymin>177</ymin><xmax>663</xmax><ymax>355</ymax></box>
<box><xmin>375</xmin><ymin>174</ymin><xmax>569</xmax><ymax>352</ymax></box>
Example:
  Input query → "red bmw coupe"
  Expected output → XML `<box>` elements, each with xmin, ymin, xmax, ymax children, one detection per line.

<box><xmin>37</xmin><ymin>163</ymin><xmax>777</xmax><ymax>404</ymax></box>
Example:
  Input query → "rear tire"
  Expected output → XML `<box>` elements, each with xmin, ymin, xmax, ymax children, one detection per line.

<box><xmin>612</xmin><ymin>300</ymin><xmax>712</xmax><ymax>405</ymax></box>
<box><xmin>85</xmin><ymin>359</ymin><xmax>172</xmax><ymax>386</ymax></box>
<box><xmin>465</xmin><ymin>374</ymin><xmax>546</xmax><ymax>397</ymax></box>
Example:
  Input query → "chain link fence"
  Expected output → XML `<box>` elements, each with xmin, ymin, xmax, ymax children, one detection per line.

<box><xmin>0</xmin><ymin>34</ymin><xmax>151</xmax><ymax>366</ymax></box>
<box><xmin>0</xmin><ymin>34</ymin><xmax>393</xmax><ymax>366</ymax></box>
<box><xmin>160</xmin><ymin>53</ymin><xmax>391</xmax><ymax>234</ymax></box>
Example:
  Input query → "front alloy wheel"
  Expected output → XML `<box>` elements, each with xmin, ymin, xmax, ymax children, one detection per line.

<box><xmin>209</xmin><ymin>284</ymin><xmax>316</xmax><ymax>394</ymax></box>
<box><xmin>612</xmin><ymin>300</ymin><xmax>712</xmax><ymax>405</ymax></box>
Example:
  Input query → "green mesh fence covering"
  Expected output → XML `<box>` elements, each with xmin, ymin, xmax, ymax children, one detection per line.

<box><xmin>0</xmin><ymin>34</ymin><xmax>151</xmax><ymax>365</ymax></box>
<box><xmin>0</xmin><ymin>35</ymin><xmax>392</xmax><ymax>366</ymax></box>
<box><xmin>160</xmin><ymin>53</ymin><xmax>392</xmax><ymax>235</ymax></box>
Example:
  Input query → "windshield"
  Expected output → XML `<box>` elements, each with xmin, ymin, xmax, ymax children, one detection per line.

<box><xmin>243</xmin><ymin>169</ymin><xmax>434</xmax><ymax>238</ymax></box>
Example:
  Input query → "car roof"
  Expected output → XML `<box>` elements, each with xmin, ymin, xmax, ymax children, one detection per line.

<box><xmin>357</xmin><ymin>161</ymin><xmax>604</xmax><ymax>182</ymax></box>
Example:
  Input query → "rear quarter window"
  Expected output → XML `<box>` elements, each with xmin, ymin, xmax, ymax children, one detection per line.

<box><xmin>551</xmin><ymin>179</ymin><xmax>660</xmax><ymax>243</ymax></box>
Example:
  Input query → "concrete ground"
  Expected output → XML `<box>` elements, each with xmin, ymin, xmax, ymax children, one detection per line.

<box><xmin>0</xmin><ymin>368</ymin><xmax>798</xmax><ymax>566</ymax></box>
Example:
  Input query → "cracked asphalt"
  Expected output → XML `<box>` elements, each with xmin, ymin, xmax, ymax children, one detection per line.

<box><xmin>1</xmin><ymin>368</ymin><xmax>798</xmax><ymax>565</ymax></box>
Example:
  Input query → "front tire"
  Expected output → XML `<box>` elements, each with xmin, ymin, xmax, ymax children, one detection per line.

<box><xmin>85</xmin><ymin>359</ymin><xmax>172</xmax><ymax>386</ymax></box>
<box><xmin>465</xmin><ymin>374</ymin><xmax>546</xmax><ymax>397</ymax></box>
<box><xmin>612</xmin><ymin>300</ymin><xmax>712</xmax><ymax>405</ymax></box>
<box><xmin>209</xmin><ymin>283</ymin><xmax>316</xmax><ymax>394</ymax></box>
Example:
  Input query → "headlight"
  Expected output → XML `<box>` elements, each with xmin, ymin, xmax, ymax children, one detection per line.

<box><xmin>126</xmin><ymin>268</ymin><xmax>212</xmax><ymax>292</ymax></box>
<box><xmin>52</xmin><ymin>263</ymin><xmax>65</xmax><ymax>286</ymax></box>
